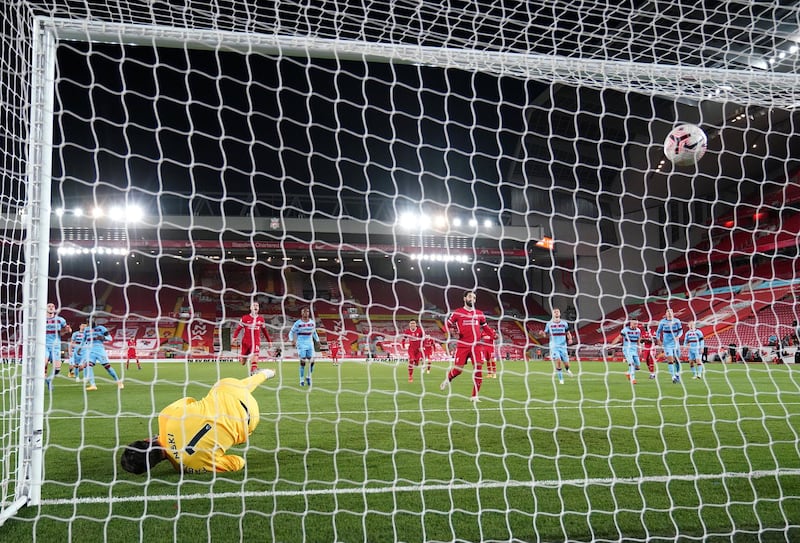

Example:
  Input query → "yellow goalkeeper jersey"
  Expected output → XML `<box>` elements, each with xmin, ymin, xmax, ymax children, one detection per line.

<box><xmin>158</xmin><ymin>377</ymin><xmax>262</xmax><ymax>473</ymax></box>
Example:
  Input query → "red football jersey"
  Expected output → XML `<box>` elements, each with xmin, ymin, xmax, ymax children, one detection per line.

<box><xmin>640</xmin><ymin>329</ymin><xmax>654</xmax><ymax>351</ymax></box>
<box><xmin>446</xmin><ymin>307</ymin><xmax>489</xmax><ymax>345</ymax></box>
<box><xmin>402</xmin><ymin>327</ymin><xmax>423</xmax><ymax>351</ymax></box>
<box><xmin>234</xmin><ymin>314</ymin><xmax>271</xmax><ymax>345</ymax></box>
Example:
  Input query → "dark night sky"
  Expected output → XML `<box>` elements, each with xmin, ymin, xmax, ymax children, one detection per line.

<box><xmin>52</xmin><ymin>40</ymin><xmax>547</xmax><ymax>220</ymax></box>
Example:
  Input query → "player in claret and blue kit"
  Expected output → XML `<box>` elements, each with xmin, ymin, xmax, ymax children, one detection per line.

<box><xmin>544</xmin><ymin>308</ymin><xmax>573</xmax><ymax>385</ymax></box>
<box><xmin>289</xmin><ymin>307</ymin><xmax>320</xmax><ymax>387</ymax></box>
<box><xmin>656</xmin><ymin>308</ymin><xmax>683</xmax><ymax>384</ymax></box>
<box><xmin>611</xmin><ymin>318</ymin><xmax>642</xmax><ymax>384</ymax></box>
<box><xmin>683</xmin><ymin>320</ymin><xmax>705</xmax><ymax>380</ymax></box>
<box><xmin>83</xmin><ymin>320</ymin><xmax>124</xmax><ymax>391</ymax></box>
<box><xmin>68</xmin><ymin>322</ymin><xmax>88</xmax><ymax>382</ymax></box>
<box><xmin>44</xmin><ymin>302</ymin><xmax>71</xmax><ymax>391</ymax></box>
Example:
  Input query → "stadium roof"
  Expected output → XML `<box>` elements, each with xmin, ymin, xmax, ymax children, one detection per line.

<box><xmin>12</xmin><ymin>1</ymin><xmax>800</xmax><ymax>268</ymax></box>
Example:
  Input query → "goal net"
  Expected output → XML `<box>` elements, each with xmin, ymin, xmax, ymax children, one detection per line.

<box><xmin>2</xmin><ymin>1</ymin><xmax>800</xmax><ymax>540</ymax></box>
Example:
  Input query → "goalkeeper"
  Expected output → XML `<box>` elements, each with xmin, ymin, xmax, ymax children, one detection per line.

<box><xmin>120</xmin><ymin>368</ymin><xmax>275</xmax><ymax>474</ymax></box>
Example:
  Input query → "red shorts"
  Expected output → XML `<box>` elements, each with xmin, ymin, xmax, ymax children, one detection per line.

<box><xmin>453</xmin><ymin>346</ymin><xmax>481</xmax><ymax>367</ymax></box>
<box><xmin>408</xmin><ymin>347</ymin><xmax>422</xmax><ymax>364</ymax></box>
<box><xmin>423</xmin><ymin>348</ymin><xmax>433</xmax><ymax>358</ymax></box>
<box><xmin>127</xmin><ymin>349</ymin><xmax>136</xmax><ymax>358</ymax></box>
<box><xmin>240</xmin><ymin>343</ymin><xmax>260</xmax><ymax>357</ymax></box>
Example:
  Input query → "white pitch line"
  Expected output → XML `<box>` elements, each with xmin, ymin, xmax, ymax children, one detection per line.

<box><xmin>40</xmin><ymin>468</ymin><xmax>800</xmax><ymax>506</ymax></box>
<box><xmin>39</xmin><ymin>399</ymin><xmax>800</xmax><ymax>421</ymax></box>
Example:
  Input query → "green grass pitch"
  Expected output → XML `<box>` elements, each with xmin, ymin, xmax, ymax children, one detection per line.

<box><xmin>3</xmin><ymin>359</ymin><xmax>800</xmax><ymax>542</ymax></box>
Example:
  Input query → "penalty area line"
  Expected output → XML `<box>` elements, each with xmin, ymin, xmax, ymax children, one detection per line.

<box><xmin>41</xmin><ymin>468</ymin><xmax>800</xmax><ymax>506</ymax></box>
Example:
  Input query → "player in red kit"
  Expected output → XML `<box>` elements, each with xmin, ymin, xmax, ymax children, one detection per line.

<box><xmin>232</xmin><ymin>301</ymin><xmax>272</xmax><ymax>376</ymax></box>
<box><xmin>422</xmin><ymin>336</ymin><xmax>435</xmax><ymax>374</ymax></box>
<box><xmin>640</xmin><ymin>325</ymin><xmax>656</xmax><ymax>379</ymax></box>
<box><xmin>401</xmin><ymin>320</ymin><xmax>424</xmax><ymax>382</ymax></box>
<box><xmin>441</xmin><ymin>291</ymin><xmax>493</xmax><ymax>402</ymax></box>
<box><xmin>329</xmin><ymin>338</ymin><xmax>342</xmax><ymax>366</ymax></box>
<box><xmin>480</xmin><ymin>327</ymin><xmax>498</xmax><ymax>378</ymax></box>
<box><xmin>126</xmin><ymin>337</ymin><xmax>141</xmax><ymax>370</ymax></box>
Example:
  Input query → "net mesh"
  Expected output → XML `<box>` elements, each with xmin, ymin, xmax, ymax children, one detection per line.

<box><xmin>2</xmin><ymin>1</ymin><xmax>800</xmax><ymax>541</ymax></box>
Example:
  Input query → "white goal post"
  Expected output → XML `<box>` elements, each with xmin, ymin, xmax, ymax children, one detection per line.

<box><xmin>3</xmin><ymin>2</ymin><xmax>800</xmax><ymax>541</ymax></box>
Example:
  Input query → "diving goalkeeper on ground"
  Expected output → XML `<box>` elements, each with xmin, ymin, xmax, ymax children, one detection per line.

<box><xmin>120</xmin><ymin>369</ymin><xmax>276</xmax><ymax>474</ymax></box>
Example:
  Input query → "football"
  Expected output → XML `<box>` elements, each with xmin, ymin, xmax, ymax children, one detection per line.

<box><xmin>663</xmin><ymin>123</ymin><xmax>707</xmax><ymax>166</ymax></box>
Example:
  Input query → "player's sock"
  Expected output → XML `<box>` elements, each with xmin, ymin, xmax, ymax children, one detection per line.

<box><xmin>408</xmin><ymin>366</ymin><xmax>414</xmax><ymax>381</ymax></box>
<box><xmin>86</xmin><ymin>366</ymin><xmax>96</xmax><ymax>386</ymax></box>
<box><xmin>629</xmin><ymin>363</ymin><xmax>636</xmax><ymax>379</ymax></box>
<box><xmin>556</xmin><ymin>368</ymin><xmax>563</xmax><ymax>381</ymax></box>
<box><xmin>299</xmin><ymin>363</ymin><xmax>305</xmax><ymax>384</ymax></box>
<box><xmin>668</xmin><ymin>363</ymin><xmax>675</xmax><ymax>377</ymax></box>
<box><xmin>104</xmin><ymin>364</ymin><xmax>120</xmax><ymax>381</ymax></box>
<box><xmin>674</xmin><ymin>361</ymin><xmax>681</xmax><ymax>375</ymax></box>
<box><xmin>472</xmin><ymin>366</ymin><xmax>483</xmax><ymax>396</ymax></box>
<box><xmin>309</xmin><ymin>361</ymin><xmax>315</xmax><ymax>375</ymax></box>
